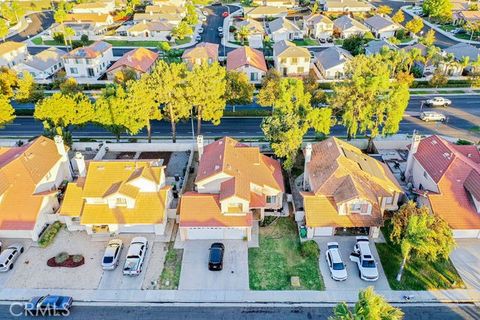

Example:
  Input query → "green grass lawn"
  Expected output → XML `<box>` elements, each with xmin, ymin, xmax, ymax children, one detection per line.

<box><xmin>334</xmin><ymin>39</ymin><xmax>344</xmax><ymax>46</ymax></box>
<box><xmin>32</xmin><ymin>37</ymin><xmax>64</xmax><ymax>46</ymax></box>
<box><xmin>248</xmin><ymin>217</ymin><xmax>324</xmax><ymax>290</ymax></box>
<box><xmin>105</xmin><ymin>40</ymin><xmax>162</xmax><ymax>47</ymax></box>
<box><xmin>436</xmin><ymin>90</ymin><xmax>466</xmax><ymax>94</ymax></box>
<box><xmin>376</xmin><ymin>223</ymin><xmax>465</xmax><ymax>291</ymax></box>
<box><xmin>470</xmin><ymin>125</ymin><xmax>480</xmax><ymax>133</ymax></box>
<box><xmin>158</xmin><ymin>246</ymin><xmax>183</xmax><ymax>289</ymax></box>
<box><xmin>292</xmin><ymin>38</ymin><xmax>319</xmax><ymax>46</ymax></box>
<box><xmin>175</xmin><ymin>37</ymin><xmax>192</xmax><ymax>45</ymax></box>
<box><xmin>399</xmin><ymin>37</ymin><xmax>414</xmax><ymax>43</ymax></box>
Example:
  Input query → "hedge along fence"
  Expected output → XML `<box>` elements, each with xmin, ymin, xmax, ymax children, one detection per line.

<box><xmin>38</xmin><ymin>221</ymin><xmax>64</xmax><ymax>248</ymax></box>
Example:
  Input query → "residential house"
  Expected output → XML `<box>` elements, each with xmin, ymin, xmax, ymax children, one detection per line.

<box><xmin>71</xmin><ymin>0</ymin><xmax>115</xmax><ymax>14</ymax></box>
<box><xmin>133</xmin><ymin>13</ymin><xmax>183</xmax><ymax>25</ymax></box>
<box><xmin>333</xmin><ymin>15</ymin><xmax>369</xmax><ymax>39</ymax></box>
<box><xmin>244</xmin><ymin>6</ymin><xmax>288</xmax><ymax>19</ymax></box>
<box><xmin>153</xmin><ymin>0</ymin><xmax>186</xmax><ymax>6</ymax></box>
<box><xmin>60</xmin><ymin>157</ymin><xmax>172</xmax><ymax>235</ymax></box>
<box><xmin>106</xmin><ymin>48</ymin><xmax>158</xmax><ymax>81</ymax></box>
<box><xmin>236</xmin><ymin>19</ymin><xmax>265</xmax><ymax>49</ymax></box>
<box><xmin>253</xmin><ymin>0</ymin><xmax>297</xmax><ymax>8</ymax></box>
<box><xmin>442</xmin><ymin>42</ymin><xmax>480</xmax><ymax>75</ymax></box>
<box><xmin>301</xmin><ymin>137</ymin><xmax>402</xmax><ymax>238</ymax></box>
<box><xmin>314</xmin><ymin>46</ymin><xmax>352</xmax><ymax>79</ymax></box>
<box><xmin>273</xmin><ymin>40</ymin><xmax>310</xmax><ymax>76</ymax></box>
<box><xmin>269</xmin><ymin>17</ymin><xmax>303</xmax><ymax>42</ymax></box>
<box><xmin>65</xmin><ymin>13</ymin><xmax>114</xmax><ymax>27</ymax></box>
<box><xmin>126</xmin><ymin>21</ymin><xmax>174</xmax><ymax>41</ymax></box>
<box><xmin>182</xmin><ymin>42</ymin><xmax>219</xmax><ymax>69</ymax></box>
<box><xmin>403</xmin><ymin>43</ymin><xmax>436</xmax><ymax>75</ymax></box>
<box><xmin>364</xmin><ymin>15</ymin><xmax>401</xmax><ymax>39</ymax></box>
<box><xmin>13</xmin><ymin>48</ymin><xmax>66</xmax><ymax>80</ymax></box>
<box><xmin>405</xmin><ymin>134</ymin><xmax>480</xmax><ymax>238</ymax></box>
<box><xmin>48</xmin><ymin>23</ymin><xmax>109</xmax><ymax>40</ymax></box>
<box><xmin>303</xmin><ymin>13</ymin><xmax>334</xmax><ymax>40</ymax></box>
<box><xmin>178</xmin><ymin>136</ymin><xmax>285</xmax><ymax>240</ymax></box>
<box><xmin>63</xmin><ymin>41</ymin><xmax>113</xmax><ymax>79</ymax></box>
<box><xmin>0</xmin><ymin>41</ymin><xmax>28</xmax><ymax>68</ymax></box>
<box><xmin>0</xmin><ymin>136</ymin><xmax>72</xmax><ymax>241</ymax></box>
<box><xmin>323</xmin><ymin>0</ymin><xmax>374</xmax><ymax>12</ymax></box>
<box><xmin>226</xmin><ymin>46</ymin><xmax>268</xmax><ymax>84</ymax></box>
<box><xmin>364</xmin><ymin>39</ymin><xmax>398</xmax><ymax>56</ymax></box>
<box><xmin>145</xmin><ymin>5</ymin><xmax>186</xmax><ymax>17</ymax></box>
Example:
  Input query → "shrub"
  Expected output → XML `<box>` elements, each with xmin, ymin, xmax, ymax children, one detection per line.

<box><xmin>38</xmin><ymin>221</ymin><xmax>64</xmax><ymax>248</ymax></box>
<box><xmin>53</xmin><ymin>32</ymin><xmax>64</xmax><ymax>44</ymax></box>
<box><xmin>301</xmin><ymin>240</ymin><xmax>320</xmax><ymax>258</ymax></box>
<box><xmin>72</xmin><ymin>255</ymin><xmax>84</xmax><ymax>263</ymax></box>
<box><xmin>456</xmin><ymin>139</ymin><xmax>473</xmax><ymax>145</ymax></box>
<box><xmin>54</xmin><ymin>252</ymin><xmax>69</xmax><ymax>264</ymax></box>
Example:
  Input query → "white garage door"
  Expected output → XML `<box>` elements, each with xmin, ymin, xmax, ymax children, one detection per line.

<box><xmin>118</xmin><ymin>225</ymin><xmax>155</xmax><ymax>233</ymax></box>
<box><xmin>453</xmin><ymin>229</ymin><xmax>480</xmax><ymax>239</ymax></box>
<box><xmin>187</xmin><ymin>227</ymin><xmax>246</xmax><ymax>240</ymax></box>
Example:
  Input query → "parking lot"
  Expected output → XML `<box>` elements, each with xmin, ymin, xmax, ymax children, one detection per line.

<box><xmin>316</xmin><ymin>236</ymin><xmax>390</xmax><ymax>291</ymax></box>
<box><xmin>179</xmin><ymin>240</ymin><xmax>249</xmax><ymax>290</ymax></box>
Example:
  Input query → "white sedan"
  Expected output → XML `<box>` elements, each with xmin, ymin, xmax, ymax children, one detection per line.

<box><xmin>102</xmin><ymin>239</ymin><xmax>123</xmax><ymax>270</ymax></box>
<box><xmin>325</xmin><ymin>242</ymin><xmax>347</xmax><ymax>281</ymax></box>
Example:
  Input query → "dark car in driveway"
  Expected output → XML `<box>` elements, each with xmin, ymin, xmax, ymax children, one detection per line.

<box><xmin>25</xmin><ymin>295</ymin><xmax>73</xmax><ymax>316</ymax></box>
<box><xmin>208</xmin><ymin>243</ymin><xmax>224</xmax><ymax>271</ymax></box>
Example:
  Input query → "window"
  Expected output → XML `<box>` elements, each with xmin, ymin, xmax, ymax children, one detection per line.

<box><xmin>280</xmin><ymin>58</ymin><xmax>287</xmax><ymax>64</ymax></box>
<box><xmin>266</xmin><ymin>195</ymin><xmax>276</xmax><ymax>204</ymax></box>
<box><xmin>423</xmin><ymin>171</ymin><xmax>428</xmax><ymax>179</ymax></box>
<box><xmin>385</xmin><ymin>196</ymin><xmax>393</xmax><ymax>205</ymax></box>
<box><xmin>250</xmin><ymin>72</ymin><xmax>258</xmax><ymax>81</ymax></box>
<box><xmin>70</xmin><ymin>67</ymin><xmax>78</xmax><ymax>74</ymax></box>
<box><xmin>291</xmin><ymin>57</ymin><xmax>298</xmax><ymax>64</ymax></box>
<box><xmin>350</xmin><ymin>202</ymin><xmax>369</xmax><ymax>214</ymax></box>
<box><xmin>116</xmin><ymin>197</ymin><xmax>127</xmax><ymax>206</ymax></box>
<box><xmin>75</xmin><ymin>59</ymin><xmax>80</xmax><ymax>64</ymax></box>
<box><xmin>297</xmin><ymin>66</ymin><xmax>304</xmax><ymax>73</ymax></box>
<box><xmin>86</xmin><ymin>59</ymin><xmax>91</xmax><ymax>65</ymax></box>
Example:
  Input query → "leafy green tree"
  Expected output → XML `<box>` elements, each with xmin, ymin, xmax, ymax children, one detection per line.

<box><xmin>390</xmin><ymin>202</ymin><xmax>455</xmax><ymax>282</ymax></box>
<box><xmin>423</xmin><ymin>0</ymin><xmax>453</xmax><ymax>21</ymax></box>
<box><xmin>342</xmin><ymin>34</ymin><xmax>366</xmax><ymax>56</ymax></box>
<box><xmin>145</xmin><ymin>61</ymin><xmax>191</xmax><ymax>142</ymax></box>
<box><xmin>185</xmin><ymin>3</ymin><xmax>198</xmax><ymax>25</ymax></box>
<box><xmin>420</xmin><ymin>29</ymin><xmax>436</xmax><ymax>46</ymax></box>
<box><xmin>304</xmin><ymin>74</ymin><xmax>326</xmax><ymax>106</ymax></box>
<box><xmin>53</xmin><ymin>8</ymin><xmax>69</xmax><ymax>46</ymax></box>
<box><xmin>377</xmin><ymin>5</ymin><xmax>393</xmax><ymax>16</ymax></box>
<box><xmin>0</xmin><ymin>67</ymin><xmax>18</xmax><ymax>99</ymax></box>
<box><xmin>114</xmin><ymin>68</ymin><xmax>138</xmax><ymax>86</ymax></box>
<box><xmin>262</xmin><ymin>78</ymin><xmax>332</xmax><ymax>169</ymax></box>
<box><xmin>392</xmin><ymin>10</ymin><xmax>405</xmax><ymax>24</ymax></box>
<box><xmin>10</xmin><ymin>0</ymin><xmax>25</xmax><ymax>23</ymax></box>
<box><xmin>225</xmin><ymin>71</ymin><xmax>254</xmax><ymax>105</ymax></box>
<box><xmin>429</xmin><ymin>69</ymin><xmax>448</xmax><ymax>88</ymax></box>
<box><xmin>0</xmin><ymin>19</ymin><xmax>8</xmax><ymax>42</ymax></box>
<box><xmin>64</xmin><ymin>26</ymin><xmax>75</xmax><ymax>49</ymax></box>
<box><xmin>172</xmin><ymin>21</ymin><xmax>193</xmax><ymax>40</ymax></box>
<box><xmin>405</xmin><ymin>17</ymin><xmax>424</xmax><ymax>35</ymax></box>
<box><xmin>0</xmin><ymin>94</ymin><xmax>15</xmax><ymax>128</ymax></box>
<box><xmin>311</xmin><ymin>2</ymin><xmax>318</xmax><ymax>14</ymax></box>
<box><xmin>258</xmin><ymin>68</ymin><xmax>281</xmax><ymax>107</ymax></box>
<box><xmin>330</xmin><ymin>287</ymin><xmax>404</xmax><ymax>320</ymax></box>
<box><xmin>237</xmin><ymin>26</ymin><xmax>251</xmax><ymax>44</ymax></box>
<box><xmin>59</xmin><ymin>77</ymin><xmax>83</xmax><ymax>95</ymax></box>
<box><xmin>15</xmin><ymin>71</ymin><xmax>43</xmax><ymax>103</ymax></box>
<box><xmin>187</xmin><ymin>62</ymin><xmax>227</xmax><ymax>134</ymax></box>
<box><xmin>464</xmin><ymin>21</ymin><xmax>480</xmax><ymax>41</ymax></box>
<box><xmin>34</xmin><ymin>92</ymin><xmax>95</xmax><ymax>136</ymax></box>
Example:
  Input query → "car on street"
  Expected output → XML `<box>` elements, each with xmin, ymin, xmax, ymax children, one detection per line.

<box><xmin>420</xmin><ymin>111</ymin><xmax>446</xmax><ymax>122</ymax></box>
<box><xmin>195</xmin><ymin>35</ymin><xmax>202</xmax><ymax>41</ymax></box>
<box><xmin>198</xmin><ymin>27</ymin><xmax>204</xmax><ymax>33</ymax></box>
<box><xmin>325</xmin><ymin>242</ymin><xmax>347</xmax><ymax>281</ymax></box>
<box><xmin>222</xmin><ymin>11</ymin><xmax>229</xmax><ymax>17</ymax></box>
<box><xmin>200</xmin><ymin>15</ymin><xmax>207</xmax><ymax>21</ymax></box>
<box><xmin>349</xmin><ymin>236</ymin><xmax>379</xmax><ymax>282</ymax></box>
<box><xmin>425</xmin><ymin>97</ymin><xmax>452</xmax><ymax>107</ymax></box>
<box><xmin>218</xmin><ymin>26</ymin><xmax>223</xmax><ymax>32</ymax></box>
<box><xmin>203</xmin><ymin>10</ymin><xmax>208</xmax><ymax>15</ymax></box>
<box><xmin>102</xmin><ymin>239</ymin><xmax>123</xmax><ymax>270</ymax></box>
<box><xmin>24</xmin><ymin>295</ymin><xmax>73</xmax><ymax>315</ymax></box>
<box><xmin>208</xmin><ymin>242</ymin><xmax>224</xmax><ymax>271</ymax></box>
<box><xmin>123</xmin><ymin>237</ymin><xmax>148</xmax><ymax>276</ymax></box>
<box><xmin>0</xmin><ymin>243</ymin><xmax>24</xmax><ymax>272</ymax></box>
<box><xmin>219</xmin><ymin>31</ymin><xmax>224</xmax><ymax>38</ymax></box>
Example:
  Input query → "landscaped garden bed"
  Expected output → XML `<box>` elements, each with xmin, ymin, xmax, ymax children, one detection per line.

<box><xmin>248</xmin><ymin>216</ymin><xmax>324</xmax><ymax>290</ymax></box>
<box><xmin>38</xmin><ymin>222</ymin><xmax>64</xmax><ymax>248</ymax></box>
<box><xmin>158</xmin><ymin>245</ymin><xmax>183</xmax><ymax>289</ymax></box>
<box><xmin>47</xmin><ymin>252</ymin><xmax>85</xmax><ymax>268</ymax></box>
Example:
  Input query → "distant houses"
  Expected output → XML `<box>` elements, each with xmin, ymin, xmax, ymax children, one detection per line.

<box><xmin>63</xmin><ymin>41</ymin><xmax>113</xmax><ymax>79</ymax></box>
<box><xmin>106</xmin><ymin>48</ymin><xmax>159</xmax><ymax>81</ymax></box>
<box><xmin>182</xmin><ymin>42</ymin><xmax>219</xmax><ymax>69</ymax></box>
<box><xmin>313</xmin><ymin>46</ymin><xmax>352</xmax><ymax>79</ymax></box>
<box><xmin>14</xmin><ymin>48</ymin><xmax>66</xmax><ymax>80</ymax></box>
<box><xmin>0</xmin><ymin>41</ymin><xmax>28</xmax><ymax>69</ymax></box>
<box><xmin>227</xmin><ymin>46</ymin><xmax>268</xmax><ymax>84</ymax></box>
<box><xmin>273</xmin><ymin>40</ymin><xmax>310</xmax><ymax>77</ymax></box>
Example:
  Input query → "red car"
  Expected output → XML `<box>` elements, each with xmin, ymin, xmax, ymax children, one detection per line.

<box><xmin>222</xmin><ymin>11</ymin><xmax>229</xmax><ymax>17</ymax></box>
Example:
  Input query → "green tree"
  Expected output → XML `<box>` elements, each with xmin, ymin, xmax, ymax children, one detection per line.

<box><xmin>15</xmin><ymin>71</ymin><xmax>43</xmax><ymax>103</ymax></box>
<box><xmin>0</xmin><ymin>67</ymin><xmax>18</xmax><ymax>99</ymax></box>
<box><xmin>114</xmin><ymin>68</ymin><xmax>138</xmax><ymax>86</ymax></box>
<box><xmin>342</xmin><ymin>34</ymin><xmax>366</xmax><ymax>56</ymax></box>
<box><xmin>429</xmin><ymin>69</ymin><xmax>448</xmax><ymax>88</ymax></box>
<box><xmin>59</xmin><ymin>77</ymin><xmax>83</xmax><ymax>95</ymax></box>
<box><xmin>262</xmin><ymin>78</ymin><xmax>332</xmax><ymax>169</ymax></box>
<box><xmin>390</xmin><ymin>202</ymin><xmax>456</xmax><ymax>282</ymax></box>
<box><xmin>187</xmin><ymin>62</ymin><xmax>227</xmax><ymax>134</ymax></box>
<box><xmin>311</xmin><ymin>2</ymin><xmax>318</xmax><ymax>14</ymax></box>
<box><xmin>464</xmin><ymin>21</ymin><xmax>480</xmax><ymax>41</ymax></box>
<box><xmin>304</xmin><ymin>74</ymin><xmax>326</xmax><ymax>106</ymax></box>
<box><xmin>0</xmin><ymin>94</ymin><xmax>15</xmax><ymax>128</ymax></box>
<box><xmin>392</xmin><ymin>10</ymin><xmax>405</xmax><ymax>24</ymax></box>
<box><xmin>330</xmin><ymin>287</ymin><xmax>404</xmax><ymax>320</ymax></box>
<box><xmin>64</xmin><ymin>26</ymin><xmax>76</xmax><ymax>49</ymax></box>
<box><xmin>185</xmin><ymin>3</ymin><xmax>198</xmax><ymax>25</ymax></box>
<box><xmin>0</xmin><ymin>18</ymin><xmax>8</xmax><ymax>42</ymax></box>
<box><xmin>423</xmin><ymin>0</ymin><xmax>453</xmax><ymax>21</ymax></box>
<box><xmin>172</xmin><ymin>21</ymin><xmax>193</xmax><ymax>40</ymax></box>
<box><xmin>237</xmin><ymin>26</ymin><xmax>251</xmax><ymax>44</ymax></box>
<box><xmin>225</xmin><ymin>70</ymin><xmax>254</xmax><ymax>105</ymax></box>
<box><xmin>258</xmin><ymin>68</ymin><xmax>281</xmax><ymax>107</ymax></box>
<box><xmin>405</xmin><ymin>17</ymin><xmax>424</xmax><ymax>35</ymax></box>
<box><xmin>420</xmin><ymin>29</ymin><xmax>436</xmax><ymax>46</ymax></box>
<box><xmin>34</xmin><ymin>92</ymin><xmax>94</xmax><ymax>136</ymax></box>
<box><xmin>377</xmin><ymin>5</ymin><xmax>393</xmax><ymax>16</ymax></box>
<box><xmin>10</xmin><ymin>1</ymin><xmax>25</xmax><ymax>23</ymax></box>
<box><xmin>145</xmin><ymin>61</ymin><xmax>191</xmax><ymax>142</ymax></box>
<box><xmin>53</xmin><ymin>7</ymin><xmax>69</xmax><ymax>46</ymax></box>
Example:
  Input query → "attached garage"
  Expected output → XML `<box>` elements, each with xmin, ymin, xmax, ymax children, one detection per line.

<box><xmin>452</xmin><ymin>229</ymin><xmax>480</xmax><ymax>239</ymax></box>
<box><xmin>117</xmin><ymin>224</ymin><xmax>156</xmax><ymax>233</ymax></box>
<box><xmin>183</xmin><ymin>227</ymin><xmax>249</xmax><ymax>240</ymax></box>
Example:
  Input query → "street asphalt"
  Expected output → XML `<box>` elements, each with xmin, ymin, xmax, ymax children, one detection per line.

<box><xmin>0</xmin><ymin>304</ymin><xmax>479</xmax><ymax>319</ymax></box>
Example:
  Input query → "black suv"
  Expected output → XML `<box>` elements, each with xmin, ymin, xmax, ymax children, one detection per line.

<box><xmin>208</xmin><ymin>243</ymin><xmax>225</xmax><ymax>271</ymax></box>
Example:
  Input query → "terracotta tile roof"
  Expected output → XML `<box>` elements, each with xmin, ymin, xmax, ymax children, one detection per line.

<box><xmin>182</xmin><ymin>42</ymin><xmax>219</xmax><ymax>61</ymax></box>
<box><xmin>0</xmin><ymin>41</ymin><xmax>26</xmax><ymax>56</ymax></box>
<box><xmin>0</xmin><ymin>137</ymin><xmax>64</xmax><ymax>230</ymax></box>
<box><xmin>145</xmin><ymin>5</ymin><xmax>185</xmax><ymax>14</ymax></box>
<box><xmin>65</xmin><ymin>13</ymin><xmax>112</xmax><ymax>24</ymax></box>
<box><xmin>107</xmin><ymin>48</ymin><xmax>158</xmax><ymax>74</ymax></box>
<box><xmin>305</xmin><ymin>13</ymin><xmax>333</xmax><ymax>25</ymax></box>
<box><xmin>64</xmin><ymin>41</ymin><xmax>112</xmax><ymax>59</ymax></box>
<box><xmin>237</xmin><ymin>19</ymin><xmax>265</xmax><ymax>34</ymax></box>
<box><xmin>127</xmin><ymin>21</ymin><xmax>174</xmax><ymax>33</ymax></box>
<box><xmin>250</xmin><ymin>192</ymin><xmax>266</xmax><ymax>207</ymax></box>
<box><xmin>226</xmin><ymin>46</ymin><xmax>267</xmax><ymax>72</ymax></box>
<box><xmin>273</xmin><ymin>40</ymin><xmax>310</xmax><ymax>58</ymax></box>
<box><xmin>179</xmin><ymin>192</ymin><xmax>253</xmax><ymax>227</ymax></box>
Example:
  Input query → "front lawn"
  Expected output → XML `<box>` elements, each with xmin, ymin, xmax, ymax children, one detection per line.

<box><xmin>248</xmin><ymin>216</ymin><xmax>324</xmax><ymax>290</ymax></box>
<box><xmin>31</xmin><ymin>38</ymin><xmax>64</xmax><ymax>46</ymax></box>
<box><xmin>105</xmin><ymin>40</ymin><xmax>161</xmax><ymax>47</ymax></box>
<box><xmin>292</xmin><ymin>38</ymin><xmax>319</xmax><ymax>46</ymax></box>
<box><xmin>175</xmin><ymin>37</ymin><xmax>192</xmax><ymax>45</ymax></box>
<box><xmin>376</xmin><ymin>223</ymin><xmax>465</xmax><ymax>291</ymax></box>
<box><xmin>158</xmin><ymin>246</ymin><xmax>183</xmax><ymax>289</ymax></box>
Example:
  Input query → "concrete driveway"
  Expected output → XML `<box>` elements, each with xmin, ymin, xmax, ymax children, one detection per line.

<box><xmin>179</xmin><ymin>240</ymin><xmax>248</xmax><ymax>290</ymax></box>
<box><xmin>315</xmin><ymin>237</ymin><xmax>390</xmax><ymax>291</ymax></box>
<box><xmin>450</xmin><ymin>239</ymin><xmax>480</xmax><ymax>290</ymax></box>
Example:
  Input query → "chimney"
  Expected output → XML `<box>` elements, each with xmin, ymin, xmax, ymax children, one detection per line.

<box><xmin>405</xmin><ymin>130</ymin><xmax>420</xmax><ymax>181</ymax></box>
<box><xmin>303</xmin><ymin>143</ymin><xmax>312</xmax><ymax>190</ymax></box>
<box><xmin>54</xmin><ymin>135</ymin><xmax>67</xmax><ymax>159</ymax></box>
<box><xmin>74</xmin><ymin>152</ymin><xmax>86</xmax><ymax>177</ymax></box>
<box><xmin>197</xmin><ymin>135</ymin><xmax>204</xmax><ymax>160</ymax></box>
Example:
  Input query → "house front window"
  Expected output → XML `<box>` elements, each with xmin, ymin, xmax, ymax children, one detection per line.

<box><xmin>385</xmin><ymin>196</ymin><xmax>393</xmax><ymax>205</ymax></box>
<box><xmin>70</xmin><ymin>67</ymin><xmax>78</xmax><ymax>74</ymax></box>
<box><xmin>250</xmin><ymin>72</ymin><xmax>259</xmax><ymax>81</ymax></box>
<box><xmin>349</xmin><ymin>202</ymin><xmax>369</xmax><ymax>214</ymax></box>
<box><xmin>116</xmin><ymin>197</ymin><xmax>127</xmax><ymax>206</ymax></box>
<box><xmin>297</xmin><ymin>66</ymin><xmax>304</xmax><ymax>73</ymax></box>
<box><xmin>291</xmin><ymin>57</ymin><xmax>298</xmax><ymax>64</ymax></box>
<box><xmin>266</xmin><ymin>195</ymin><xmax>276</xmax><ymax>204</ymax></box>
<box><xmin>280</xmin><ymin>58</ymin><xmax>287</xmax><ymax>64</ymax></box>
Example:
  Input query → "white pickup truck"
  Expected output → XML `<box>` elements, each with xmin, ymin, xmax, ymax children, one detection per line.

<box><xmin>349</xmin><ymin>236</ymin><xmax>379</xmax><ymax>282</ymax></box>
<box><xmin>425</xmin><ymin>97</ymin><xmax>452</xmax><ymax>107</ymax></box>
<box><xmin>123</xmin><ymin>237</ymin><xmax>148</xmax><ymax>276</ymax></box>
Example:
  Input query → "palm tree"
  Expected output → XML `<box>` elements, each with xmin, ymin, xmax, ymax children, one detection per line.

<box><xmin>54</xmin><ymin>8</ymin><xmax>68</xmax><ymax>47</ymax></box>
<box><xmin>237</xmin><ymin>26</ymin><xmax>250</xmax><ymax>45</ymax></box>
<box><xmin>64</xmin><ymin>26</ymin><xmax>75</xmax><ymax>50</ymax></box>
<box><xmin>407</xmin><ymin>47</ymin><xmax>424</xmax><ymax>71</ymax></box>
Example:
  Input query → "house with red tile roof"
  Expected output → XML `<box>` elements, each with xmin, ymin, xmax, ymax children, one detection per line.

<box><xmin>106</xmin><ymin>48</ymin><xmax>158</xmax><ymax>81</ymax></box>
<box><xmin>181</xmin><ymin>42</ymin><xmax>219</xmax><ymax>70</ymax></box>
<box><xmin>179</xmin><ymin>136</ymin><xmax>285</xmax><ymax>240</ymax></box>
<box><xmin>0</xmin><ymin>136</ymin><xmax>72</xmax><ymax>240</ymax></box>
<box><xmin>226</xmin><ymin>46</ymin><xmax>267</xmax><ymax>84</ymax></box>
<box><xmin>301</xmin><ymin>137</ymin><xmax>402</xmax><ymax>238</ymax></box>
<box><xmin>405</xmin><ymin>134</ymin><xmax>480</xmax><ymax>238</ymax></box>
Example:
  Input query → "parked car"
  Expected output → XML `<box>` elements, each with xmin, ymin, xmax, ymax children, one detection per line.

<box><xmin>208</xmin><ymin>242</ymin><xmax>224</xmax><ymax>271</ymax></box>
<box><xmin>0</xmin><ymin>243</ymin><xmax>24</xmax><ymax>272</ymax></box>
<box><xmin>222</xmin><ymin>11</ymin><xmax>229</xmax><ymax>17</ymax></box>
<box><xmin>198</xmin><ymin>27</ymin><xmax>204</xmax><ymax>33</ymax></box>
<box><xmin>425</xmin><ymin>96</ymin><xmax>451</xmax><ymax>107</ymax></box>
<box><xmin>420</xmin><ymin>111</ymin><xmax>446</xmax><ymax>122</ymax></box>
<box><xmin>325</xmin><ymin>242</ymin><xmax>347</xmax><ymax>281</ymax></box>
<box><xmin>123</xmin><ymin>237</ymin><xmax>148</xmax><ymax>276</ymax></box>
<box><xmin>219</xmin><ymin>32</ymin><xmax>224</xmax><ymax>38</ymax></box>
<box><xmin>24</xmin><ymin>295</ymin><xmax>73</xmax><ymax>315</ymax></box>
<box><xmin>218</xmin><ymin>26</ymin><xmax>223</xmax><ymax>32</ymax></box>
<box><xmin>195</xmin><ymin>35</ymin><xmax>202</xmax><ymax>41</ymax></box>
<box><xmin>319</xmin><ymin>38</ymin><xmax>326</xmax><ymax>44</ymax></box>
<box><xmin>349</xmin><ymin>236</ymin><xmax>379</xmax><ymax>282</ymax></box>
<box><xmin>200</xmin><ymin>15</ymin><xmax>207</xmax><ymax>21</ymax></box>
<box><xmin>203</xmin><ymin>10</ymin><xmax>209</xmax><ymax>16</ymax></box>
<box><xmin>102</xmin><ymin>239</ymin><xmax>123</xmax><ymax>270</ymax></box>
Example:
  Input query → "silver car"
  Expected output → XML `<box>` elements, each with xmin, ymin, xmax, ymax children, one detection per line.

<box><xmin>102</xmin><ymin>239</ymin><xmax>123</xmax><ymax>270</ymax></box>
<box><xmin>0</xmin><ymin>243</ymin><xmax>24</xmax><ymax>272</ymax></box>
<box><xmin>123</xmin><ymin>237</ymin><xmax>148</xmax><ymax>276</ymax></box>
